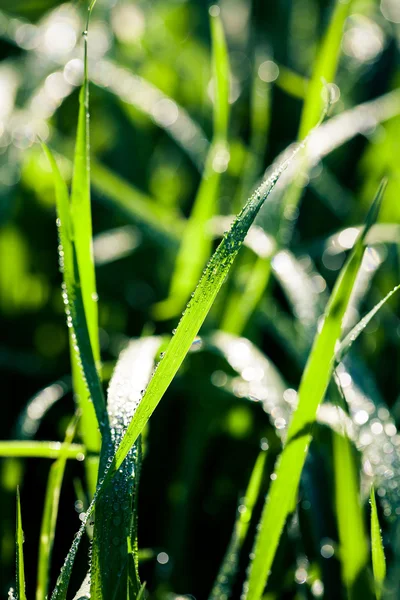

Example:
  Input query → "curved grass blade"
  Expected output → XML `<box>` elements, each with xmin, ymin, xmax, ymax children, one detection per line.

<box><xmin>50</xmin><ymin>142</ymin><xmax>304</xmax><ymax>600</ymax></box>
<box><xmin>244</xmin><ymin>180</ymin><xmax>385</xmax><ymax>600</ymax></box>
<box><xmin>335</xmin><ymin>283</ymin><xmax>400</xmax><ymax>363</ymax></box>
<box><xmin>370</xmin><ymin>486</ymin><xmax>386</xmax><ymax>599</ymax></box>
<box><xmin>15</xmin><ymin>378</ymin><xmax>71</xmax><ymax>440</ymax></box>
<box><xmin>90</xmin><ymin>337</ymin><xmax>161</xmax><ymax>600</ymax></box>
<box><xmin>0</xmin><ymin>441</ymin><xmax>85</xmax><ymax>460</ymax></box>
<box><xmin>209</xmin><ymin>450</ymin><xmax>267</xmax><ymax>600</ymax></box>
<box><xmin>36</xmin><ymin>415</ymin><xmax>80</xmax><ymax>600</ymax></box>
<box><xmin>153</xmin><ymin>8</ymin><xmax>230</xmax><ymax>320</ymax></box>
<box><xmin>15</xmin><ymin>487</ymin><xmax>27</xmax><ymax>600</ymax></box>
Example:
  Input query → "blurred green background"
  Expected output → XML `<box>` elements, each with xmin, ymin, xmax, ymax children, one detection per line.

<box><xmin>1</xmin><ymin>0</ymin><xmax>400</xmax><ymax>598</ymax></box>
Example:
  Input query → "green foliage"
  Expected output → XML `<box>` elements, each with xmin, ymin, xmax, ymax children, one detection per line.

<box><xmin>2</xmin><ymin>1</ymin><xmax>400</xmax><ymax>599</ymax></box>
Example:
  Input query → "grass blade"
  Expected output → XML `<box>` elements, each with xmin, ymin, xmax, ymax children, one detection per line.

<box><xmin>153</xmin><ymin>8</ymin><xmax>230</xmax><ymax>319</ymax></box>
<box><xmin>333</xmin><ymin>430</ymin><xmax>369</xmax><ymax>592</ymax></box>
<box><xmin>36</xmin><ymin>415</ymin><xmax>80</xmax><ymax>600</ymax></box>
<box><xmin>335</xmin><ymin>283</ymin><xmax>400</xmax><ymax>363</ymax></box>
<box><xmin>370</xmin><ymin>486</ymin><xmax>386</xmax><ymax>599</ymax></box>
<box><xmin>0</xmin><ymin>441</ymin><xmax>85</xmax><ymax>460</ymax></box>
<box><xmin>15</xmin><ymin>487</ymin><xmax>27</xmax><ymax>600</ymax></box>
<box><xmin>209</xmin><ymin>450</ymin><xmax>267</xmax><ymax>600</ymax></box>
<box><xmin>244</xmin><ymin>180</ymin><xmax>385</xmax><ymax>600</ymax></box>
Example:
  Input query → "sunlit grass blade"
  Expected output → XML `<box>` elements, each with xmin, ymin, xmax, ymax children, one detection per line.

<box><xmin>333</xmin><ymin>430</ymin><xmax>369</xmax><ymax>592</ymax></box>
<box><xmin>153</xmin><ymin>8</ymin><xmax>230</xmax><ymax>319</ymax></box>
<box><xmin>335</xmin><ymin>283</ymin><xmax>400</xmax><ymax>363</ymax></box>
<box><xmin>36</xmin><ymin>415</ymin><xmax>80</xmax><ymax>600</ymax></box>
<box><xmin>0</xmin><ymin>441</ymin><xmax>85</xmax><ymax>460</ymax></box>
<box><xmin>209</xmin><ymin>450</ymin><xmax>267</xmax><ymax>600</ymax></box>
<box><xmin>244</xmin><ymin>180</ymin><xmax>385</xmax><ymax>600</ymax></box>
<box><xmin>90</xmin><ymin>337</ymin><xmax>161</xmax><ymax>599</ymax></box>
<box><xmin>370</xmin><ymin>486</ymin><xmax>386</xmax><ymax>599</ymax></box>
<box><xmin>15</xmin><ymin>487</ymin><xmax>27</xmax><ymax>600</ymax></box>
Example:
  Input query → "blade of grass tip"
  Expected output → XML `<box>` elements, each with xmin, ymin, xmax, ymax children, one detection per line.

<box><xmin>332</xmin><ymin>378</ymin><xmax>369</xmax><ymax>593</ymax></box>
<box><xmin>69</xmin><ymin>0</ymin><xmax>101</xmax><ymax>494</ymax></box>
<box><xmin>50</xmin><ymin>141</ymin><xmax>306</xmax><ymax>600</ymax></box>
<box><xmin>244</xmin><ymin>180</ymin><xmax>386</xmax><ymax>600</ymax></box>
<box><xmin>42</xmin><ymin>143</ymin><xmax>109</xmax><ymax>494</ymax></box>
<box><xmin>16</xmin><ymin>487</ymin><xmax>27</xmax><ymax>600</ymax></box>
<box><xmin>0</xmin><ymin>441</ymin><xmax>85</xmax><ymax>460</ymax></box>
<box><xmin>370</xmin><ymin>486</ymin><xmax>386</xmax><ymax>600</ymax></box>
<box><xmin>335</xmin><ymin>283</ymin><xmax>400</xmax><ymax>364</ymax></box>
<box><xmin>209</xmin><ymin>450</ymin><xmax>267</xmax><ymax>600</ymax></box>
<box><xmin>36</xmin><ymin>415</ymin><xmax>80</xmax><ymax>600</ymax></box>
<box><xmin>153</xmin><ymin>5</ymin><xmax>230</xmax><ymax>320</ymax></box>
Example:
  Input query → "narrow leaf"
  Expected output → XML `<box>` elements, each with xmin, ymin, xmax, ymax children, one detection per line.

<box><xmin>333</xmin><ymin>431</ymin><xmax>368</xmax><ymax>590</ymax></box>
<box><xmin>336</xmin><ymin>283</ymin><xmax>400</xmax><ymax>363</ymax></box>
<box><xmin>370</xmin><ymin>487</ymin><xmax>386</xmax><ymax>599</ymax></box>
<box><xmin>16</xmin><ymin>487</ymin><xmax>27</xmax><ymax>600</ymax></box>
<box><xmin>36</xmin><ymin>415</ymin><xmax>80</xmax><ymax>600</ymax></box>
<box><xmin>0</xmin><ymin>441</ymin><xmax>85</xmax><ymax>460</ymax></box>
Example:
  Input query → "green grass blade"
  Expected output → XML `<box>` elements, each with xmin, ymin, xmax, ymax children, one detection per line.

<box><xmin>336</xmin><ymin>283</ymin><xmax>400</xmax><ymax>363</ymax></box>
<box><xmin>244</xmin><ymin>181</ymin><xmax>385</xmax><ymax>600</ymax></box>
<box><xmin>298</xmin><ymin>0</ymin><xmax>353</xmax><ymax>139</ymax></box>
<box><xmin>209</xmin><ymin>450</ymin><xmax>267</xmax><ymax>600</ymax></box>
<box><xmin>370</xmin><ymin>487</ymin><xmax>386</xmax><ymax>599</ymax></box>
<box><xmin>153</xmin><ymin>8</ymin><xmax>230</xmax><ymax>319</ymax></box>
<box><xmin>0</xmin><ymin>441</ymin><xmax>85</xmax><ymax>460</ymax></box>
<box><xmin>15</xmin><ymin>487</ymin><xmax>27</xmax><ymax>600</ymax></box>
<box><xmin>36</xmin><ymin>415</ymin><xmax>80</xmax><ymax>600</ymax></box>
<box><xmin>333</xmin><ymin>430</ymin><xmax>369</xmax><ymax>591</ymax></box>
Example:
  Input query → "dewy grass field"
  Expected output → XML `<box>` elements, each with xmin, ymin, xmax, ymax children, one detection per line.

<box><xmin>1</xmin><ymin>0</ymin><xmax>400</xmax><ymax>598</ymax></box>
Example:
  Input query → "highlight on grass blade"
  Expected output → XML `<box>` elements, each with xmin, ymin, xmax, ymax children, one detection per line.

<box><xmin>15</xmin><ymin>487</ymin><xmax>27</xmax><ymax>600</ymax></box>
<box><xmin>370</xmin><ymin>486</ymin><xmax>386</xmax><ymax>600</ymax></box>
<box><xmin>243</xmin><ymin>180</ymin><xmax>385</xmax><ymax>600</ymax></box>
